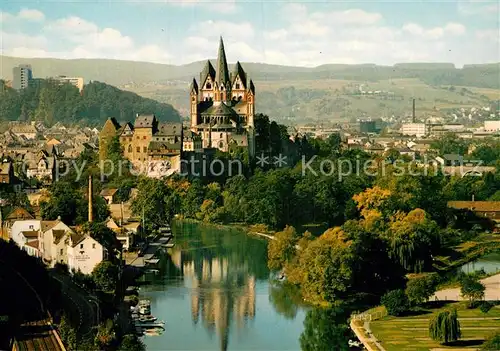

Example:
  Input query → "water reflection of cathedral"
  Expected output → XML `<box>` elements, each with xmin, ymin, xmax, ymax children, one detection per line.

<box><xmin>170</xmin><ymin>250</ymin><xmax>256</xmax><ymax>351</ymax></box>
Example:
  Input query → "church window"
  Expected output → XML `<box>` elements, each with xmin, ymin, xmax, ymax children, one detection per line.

<box><xmin>236</xmin><ymin>83</ymin><xmax>240</xmax><ymax>89</ymax></box>
<box><xmin>143</xmin><ymin>147</ymin><xmax>147</xmax><ymax>153</ymax></box>
<box><xmin>192</xmin><ymin>96</ymin><xmax>195</xmax><ymax>102</ymax></box>
<box><xmin>206</xmin><ymin>83</ymin><xmax>211</xmax><ymax>89</ymax></box>
<box><xmin>136</xmin><ymin>147</ymin><xmax>140</xmax><ymax>153</ymax></box>
<box><xmin>221</xmin><ymin>86</ymin><xmax>224</xmax><ymax>90</ymax></box>
<box><xmin>220</xmin><ymin>133</ymin><xmax>223</xmax><ymax>138</ymax></box>
<box><xmin>219</xmin><ymin>141</ymin><xmax>224</xmax><ymax>148</ymax></box>
<box><xmin>143</xmin><ymin>136</ymin><xmax>146</xmax><ymax>139</ymax></box>
<box><xmin>221</xmin><ymin>93</ymin><xmax>225</xmax><ymax>100</ymax></box>
<box><xmin>128</xmin><ymin>145</ymin><xmax>132</xmax><ymax>153</ymax></box>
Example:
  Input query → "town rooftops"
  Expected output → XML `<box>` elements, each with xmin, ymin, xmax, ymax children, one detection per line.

<box><xmin>100</xmin><ymin>188</ymin><xmax>118</xmax><ymax>197</ymax></box>
<box><xmin>21</xmin><ymin>230</ymin><xmax>39</xmax><ymax>238</ymax></box>
<box><xmin>52</xmin><ymin>229</ymin><xmax>67</xmax><ymax>244</ymax></box>
<box><xmin>5</xmin><ymin>207</ymin><xmax>34</xmax><ymax>221</ymax></box>
<box><xmin>156</xmin><ymin>122</ymin><xmax>182</xmax><ymax>136</ymax></box>
<box><xmin>134</xmin><ymin>114</ymin><xmax>156</xmax><ymax>128</ymax></box>
<box><xmin>447</xmin><ymin>201</ymin><xmax>500</xmax><ymax>212</ymax></box>
<box><xmin>25</xmin><ymin>240</ymin><xmax>39</xmax><ymax>249</ymax></box>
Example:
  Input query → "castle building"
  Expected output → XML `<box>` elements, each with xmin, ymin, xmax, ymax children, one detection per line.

<box><xmin>190</xmin><ymin>37</ymin><xmax>255</xmax><ymax>157</ymax></box>
<box><xmin>99</xmin><ymin>115</ymin><xmax>183</xmax><ymax>178</ymax></box>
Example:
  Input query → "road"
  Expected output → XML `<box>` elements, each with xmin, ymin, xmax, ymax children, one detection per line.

<box><xmin>50</xmin><ymin>271</ymin><xmax>98</xmax><ymax>337</ymax></box>
<box><xmin>433</xmin><ymin>273</ymin><xmax>500</xmax><ymax>301</ymax></box>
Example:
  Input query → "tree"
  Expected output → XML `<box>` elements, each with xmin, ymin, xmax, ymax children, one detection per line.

<box><xmin>58</xmin><ymin>314</ymin><xmax>77</xmax><ymax>350</ymax></box>
<box><xmin>429</xmin><ymin>308</ymin><xmax>461</xmax><ymax>345</ymax></box>
<box><xmin>299</xmin><ymin>307</ymin><xmax>350</xmax><ymax>351</ymax></box>
<box><xmin>460</xmin><ymin>276</ymin><xmax>485</xmax><ymax>307</ymax></box>
<box><xmin>131</xmin><ymin>177</ymin><xmax>175</xmax><ymax>232</ymax></box>
<box><xmin>267</xmin><ymin>226</ymin><xmax>299</xmax><ymax>270</ymax></box>
<box><xmin>381</xmin><ymin>289</ymin><xmax>409</xmax><ymax>316</ymax></box>
<box><xmin>118</xmin><ymin>334</ymin><xmax>146</xmax><ymax>351</ymax></box>
<box><xmin>95</xmin><ymin>319</ymin><xmax>117</xmax><ymax>349</ymax></box>
<box><xmin>481</xmin><ymin>332</ymin><xmax>500</xmax><ymax>350</ymax></box>
<box><xmin>406</xmin><ymin>275</ymin><xmax>437</xmax><ymax>306</ymax></box>
<box><xmin>92</xmin><ymin>261</ymin><xmax>119</xmax><ymax>292</ymax></box>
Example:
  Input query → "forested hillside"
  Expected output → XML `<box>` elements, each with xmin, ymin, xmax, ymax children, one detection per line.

<box><xmin>0</xmin><ymin>79</ymin><xmax>181</xmax><ymax>126</ymax></box>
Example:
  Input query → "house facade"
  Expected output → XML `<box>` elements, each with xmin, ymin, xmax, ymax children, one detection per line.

<box><xmin>66</xmin><ymin>234</ymin><xmax>105</xmax><ymax>275</ymax></box>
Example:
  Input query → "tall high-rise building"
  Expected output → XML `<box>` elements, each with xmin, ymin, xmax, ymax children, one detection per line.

<box><xmin>12</xmin><ymin>64</ymin><xmax>33</xmax><ymax>90</ymax></box>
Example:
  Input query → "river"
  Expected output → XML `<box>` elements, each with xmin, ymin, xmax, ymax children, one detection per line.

<box><xmin>138</xmin><ymin>221</ymin><xmax>354</xmax><ymax>351</ymax></box>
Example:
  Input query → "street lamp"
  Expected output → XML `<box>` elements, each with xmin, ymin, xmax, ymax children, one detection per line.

<box><xmin>88</xmin><ymin>298</ymin><xmax>100</xmax><ymax>325</ymax></box>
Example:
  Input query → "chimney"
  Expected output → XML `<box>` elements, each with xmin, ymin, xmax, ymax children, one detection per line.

<box><xmin>88</xmin><ymin>175</ymin><xmax>93</xmax><ymax>222</ymax></box>
<box><xmin>412</xmin><ymin>98</ymin><xmax>416</xmax><ymax>123</ymax></box>
<box><xmin>472</xmin><ymin>194</ymin><xmax>475</xmax><ymax>202</ymax></box>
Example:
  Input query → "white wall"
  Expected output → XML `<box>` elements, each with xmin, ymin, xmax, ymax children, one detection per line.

<box><xmin>10</xmin><ymin>220</ymin><xmax>40</xmax><ymax>247</ymax></box>
<box><xmin>67</xmin><ymin>236</ymin><xmax>104</xmax><ymax>275</ymax></box>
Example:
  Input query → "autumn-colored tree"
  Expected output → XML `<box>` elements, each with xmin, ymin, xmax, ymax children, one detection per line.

<box><xmin>267</xmin><ymin>226</ymin><xmax>299</xmax><ymax>271</ymax></box>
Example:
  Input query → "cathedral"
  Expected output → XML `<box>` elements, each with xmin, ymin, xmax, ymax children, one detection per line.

<box><xmin>190</xmin><ymin>37</ymin><xmax>255</xmax><ymax>157</ymax></box>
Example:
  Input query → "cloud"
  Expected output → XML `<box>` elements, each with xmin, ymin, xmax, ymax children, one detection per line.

<box><xmin>402</xmin><ymin>22</ymin><xmax>466</xmax><ymax>39</ymax></box>
<box><xmin>164</xmin><ymin>0</ymin><xmax>238</xmax><ymax>14</ymax></box>
<box><xmin>1</xmin><ymin>8</ymin><xmax>45</xmax><ymax>22</ymax></box>
<box><xmin>190</xmin><ymin>20</ymin><xmax>254</xmax><ymax>39</ymax></box>
<box><xmin>458</xmin><ymin>0</ymin><xmax>499</xmax><ymax>15</ymax></box>
<box><xmin>18</xmin><ymin>9</ymin><xmax>45</xmax><ymax>21</ymax></box>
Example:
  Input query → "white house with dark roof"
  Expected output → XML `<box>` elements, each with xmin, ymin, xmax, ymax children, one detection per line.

<box><xmin>66</xmin><ymin>233</ymin><xmax>105</xmax><ymax>274</ymax></box>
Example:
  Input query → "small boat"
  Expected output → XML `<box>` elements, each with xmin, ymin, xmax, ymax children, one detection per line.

<box><xmin>135</xmin><ymin>320</ymin><xmax>165</xmax><ymax>329</ymax></box>
<box><xmin>137</xmin><ymin>315</ymin><xmax>157</xmax><ymax>322</ymax></box>
<box><xmin>143</xmin><ymin>328</ymin><xmax>163</xmax><ymax>336</ymax></box>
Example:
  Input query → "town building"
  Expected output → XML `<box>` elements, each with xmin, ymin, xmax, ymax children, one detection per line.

<box><xmin>484</xmin><ymin>120</ymin><xmax>500</xmax><ymax>132</ymax></box>
<box><xmin>66</xmin><ymin>233</ymin><xmax>105</xmax><ymax>274</ymax></box>
<box><xmin>400</xmin><ymin>123</ymin><xmax>427</xmax><ymax>137</ymax></box>
<box><xmin>99</xmin><ymin>115</ymin><xmax>183</xmax><ymax>177</ymax></box>
<box><xmin>51</xmin><ymin>76</ymin><xmax>84</xmax><ymax>92</ymax></box>
<box><xmin>447</xmin><ymin>201</ymin><xmax>500</xmax><ymax>232</ymax></box>
<box><xmin>189</xmin><ymin>37</ymin><xmax>255</xmax><ymax>157</ymax></box>
<box><xmin>12</xmin><ymin>64</ymin><xmax>33</xmax><ymax>90</ymax></box>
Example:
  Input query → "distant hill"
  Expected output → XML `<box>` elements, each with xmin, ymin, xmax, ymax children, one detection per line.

<box><xmin>1</xmin><ymin>55</ymin><xmax>499</xmax><ymax>89</ymax></box>
<box><xmin>1</xmin><ymin>56</ymin><xmax>497</xmax><ymax>123</ymax></box>
<box><xmin>0</xmin><ymin>79</ymin><xmax>181</xmax><ymax>126</ymax></box>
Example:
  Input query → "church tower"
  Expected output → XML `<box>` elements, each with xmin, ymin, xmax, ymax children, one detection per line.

<box><xmin>190</xmin><ymin>78</ymin><xmax>199</xmax><ymax>128</ymax></box>
<box><xmin>214</xmin><ymin>36</ymin><xmax>231</xmax><ymax>105</ymax></box>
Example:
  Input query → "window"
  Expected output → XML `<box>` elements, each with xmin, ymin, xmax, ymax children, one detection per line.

<box><xmin>136</xmin><ymin>136</ymin><xmax>139</xmax><ymax>139</ymax></box>
<box><xmin>60</xmin><ymin>249</ymin><xmax>63</xmax><ymax>255</ymax></box>
<box><xmin>80</xmin><ymin>244</ymin><xmax>83</xmax><ymax>249</ymax></box>
<box><xmin>136</xmin><ymin>147</ymin><xmax>140</xmax><ymax>153</ymax></box>
<box><xmin>235</xmin><ymin>83</ymin><xmax>240</xmax><ymax>89</ymax></box>
<box><xmin>221</xmin><ymin>86</ymin><xmax>224</xmax><ymax>91</ymax></box>
<box><xmin>29</xmin><ymin>225</ymin><xmax>34</xmax><ymax>229</ymax></box>
<box><xmin>206</xmin><ymin>83</ymin><xmax>211</xmax><ymax>89</ymax></box>
<box><xmin>143</xmin><ymin>146</ymin><xmax>147</xmax><ymax>153</ymax></box>
<box><xmin>220</xmin><ymin>133</ymin><xmax>223</xmax><ymax>138</ymax></box>
<box><xmin>218</xmin><ymin>141</ymin><xmax>224</xmax><ymax>148</ymax></box>
<box><xmin>143</xmin><ymin>136</ymin><xmax>147</xmax><ymax>139</ymax></box>
<box><xmin>192</xmin><ymin>96</ymin><xmax>195</xmax><ymax>102</ymax></box>
<box><xmin>92</xmin><ymin>243</ymin><xmax>96</xmax><ymax>249</ymax></box>
<box><xmin>128</xmin><ymin>145</ymin><xmax>132</xmax><ymax>153</ymax></box>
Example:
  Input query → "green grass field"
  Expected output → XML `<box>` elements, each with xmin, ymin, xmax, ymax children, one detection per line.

<box><xmin>370</xmin><ymin>302</ymin><xmax>500</xmax><ymax>351</ymax></box>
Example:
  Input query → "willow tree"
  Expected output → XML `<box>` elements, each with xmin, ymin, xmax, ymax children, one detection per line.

<box><xmin>429</xmin><ymin>308</ymin><xmax>461</xmax><ymax>345</ymax></box>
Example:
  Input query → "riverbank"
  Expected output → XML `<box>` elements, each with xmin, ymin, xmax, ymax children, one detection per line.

<box><xmin>370</xmin><ymin>302</ymin><xmax>500</xmax><ymax>351</ymax></box>
<box><xmin>433</xmin><ymin>272</ymin><xmax>500</xmax><ymax>301</ymax></box>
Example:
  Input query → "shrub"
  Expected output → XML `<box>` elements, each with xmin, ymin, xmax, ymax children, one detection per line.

<box><xmin>481</xmin><ymin>332</ymin><xmax>500</xmax><ymax>350</ymax></box>
<box><xmin>429</xmin><ymin>308</ymin><xmax>461</xmax><ymax>345</ymax></box>
<box><xmin>479</xmin><ymin>301</ymin><xmax>493</xmax><ymax>314</ymax></box>
<box><xmin>381</xmin><ymin>289</ymin><xmax>409</xmax><ymax>316</ymax></box>
<box><xmin>460</xmin><ymin>276</ymin><xmax>485</xmax><ymax>308</ymax></box>
<box><xmin>406</xmin><ymin>275</ymin><xmax>438</xmax><ymax>306</ymax></box>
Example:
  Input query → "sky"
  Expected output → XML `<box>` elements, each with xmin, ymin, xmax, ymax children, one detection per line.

<box><xmin>0</xmin><ymin>0</ymin><xmax>499</xmax><ymax>67</ymax></box>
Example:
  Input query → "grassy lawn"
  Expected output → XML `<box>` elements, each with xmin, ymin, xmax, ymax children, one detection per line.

<box><xmin>370</xmin><ymin>302</ymin><xmax>500</xmax><ymax>351</ymax></box>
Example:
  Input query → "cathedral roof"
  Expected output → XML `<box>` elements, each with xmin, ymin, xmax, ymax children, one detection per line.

<box><xmin>190</xmin><ymin>78</ymin><xmax>198</xmax><ymax>94</ymax></box>
<box><xmin>200</xmin><ymin>102</ymin><xmax>239</xmax><ymax>117</ymax></box>
<box><xmin>200</xmin><ymin>60</ymin><xmax>216</xmax><ymax>86</ymax></box>
<box><xmin>231</xmin><ymin>61</ymin><xmax>247</xmax><ymax>88</ymax></box>
<box><xmin>215</xmin><ymin>37</ymin><xmax>230</xmax><ymax>87</ymax></box>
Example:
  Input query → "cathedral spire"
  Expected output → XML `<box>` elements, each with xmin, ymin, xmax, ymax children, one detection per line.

<box><xmin>215</xmin><ymin>36</ymin><xmax>230</xmax><ymax>87</ymax></box>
